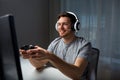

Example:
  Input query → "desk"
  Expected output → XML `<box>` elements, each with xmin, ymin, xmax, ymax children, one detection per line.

<box><xmin>20</xmin><ymin>57</ymin><xmax>72</xmax><ymax>80</ymax></box>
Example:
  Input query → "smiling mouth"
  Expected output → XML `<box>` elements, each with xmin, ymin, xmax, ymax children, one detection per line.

<box><xmin>59</xmin><ymin>30</ymin><xmax>66</xmax><ymax>34</ymax></box>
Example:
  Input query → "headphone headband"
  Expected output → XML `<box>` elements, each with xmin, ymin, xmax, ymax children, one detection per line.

<box><xmin>67</xmin><ymin>11</ymin><xmax>78</xmax><ymax>21</ymax></box>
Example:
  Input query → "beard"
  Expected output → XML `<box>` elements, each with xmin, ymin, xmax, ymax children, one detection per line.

<box><xmin>58</xmin><ymin>29</ymin><xmax>74</xmax><ymax>38</ymax></box>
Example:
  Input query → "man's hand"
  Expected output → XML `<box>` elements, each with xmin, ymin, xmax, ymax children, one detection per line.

<box><xmin>19</xmin><ymin>45</ymin><xmax>49</xmax><ymax>70</ymax></box>
<box><xmin>19</xmin><ymin>49</ymin><xmax>30</xmax><ymax>59</ymax></box>
<box><xmin>29</xmin><ymin>58</ymin><xmax>48</xmax><ymax>71</ymax></box>
<box><xmin>27</xmin><ymin>46</ymin><xmax>50</xmax><ymax>60</ymax></box>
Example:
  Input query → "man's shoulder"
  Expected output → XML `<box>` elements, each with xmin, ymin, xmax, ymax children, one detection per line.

<box><xmin>47</xmin><ymin>37</ymin><xmax>62</xmax><ymax>51</ymax></box>
<box><xmin>50</xmin><ymin>37</ymin><xmax>62</xmax><ymax>45</ymax></box>
<box><xmin>77</xmin><ymin>37</ymin><xmax>88</xmax><ymax>43</ymax></box>
<box><xmin>76</xmin><ymin>37</ymin><xmax>91</xmax><ymax>46</ymax></box>
<box><xmin>52</xmin><ymin>37</ymin><xmax>62</xmax><ymax>42</ymax></box>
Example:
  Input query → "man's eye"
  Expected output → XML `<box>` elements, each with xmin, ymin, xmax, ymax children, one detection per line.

<box><xmin>64</xmin><ymin>23</ymin><xmax>68</xmax><ymax>25</ymax></box>
<box><xmin>57</xmin><ymin>23</ymin><xmax>69</xmax><ymax>26</ymax></box>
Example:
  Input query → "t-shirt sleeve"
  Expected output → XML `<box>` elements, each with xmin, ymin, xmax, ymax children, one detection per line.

<box><xmin>47</xmin><ymin>42</ymin><xmax>53</xmax><ymax>52</ymax></box>
<box><xmin>77</xmin><ymin>42</ymin><xmax>92</xmax><ymax>61</ymax></box>
<box><xmin>47</xmin><ymin>37</ymin><xmax>61</xmax><ymax>53</ymax></box>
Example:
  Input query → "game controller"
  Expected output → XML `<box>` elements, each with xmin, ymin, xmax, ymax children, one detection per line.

<box><xmin>20</xmin><ymin>45</ymin><xmax>35</xmax><ymax>50</ymax></box>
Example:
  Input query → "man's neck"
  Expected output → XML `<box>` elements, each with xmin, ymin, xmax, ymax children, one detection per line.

<box><xmin>62</xmin><ymin>34</ymin><xmax>77</xmax><ymax>44</ymax></box>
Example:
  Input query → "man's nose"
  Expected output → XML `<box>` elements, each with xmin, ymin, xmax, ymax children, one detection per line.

<box><xmin>58</xmin><ymin>24</ymin><xmax>64</xmax><ymax>29</ymax></box>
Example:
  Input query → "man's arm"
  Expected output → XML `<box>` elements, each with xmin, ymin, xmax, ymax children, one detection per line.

<box><xmin>26</xmin><ymin>46</ymin><xmax>88</xmax><ymax>80</ymax></box>
<box><xmin>47</xmin><ymin>52</ymin><xmax>88</xmax><ymax>80</ymax></box>
<box><xmin>19</xmin><ymin>49</ymin><xmax>48</xmax><ymax>71</ymax></box>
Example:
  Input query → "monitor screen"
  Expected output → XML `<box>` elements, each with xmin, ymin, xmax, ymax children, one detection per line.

<box><xmin>0</xmin><ymin>14</ymin><xmax>23</xmax><ymax>80</ymax></box>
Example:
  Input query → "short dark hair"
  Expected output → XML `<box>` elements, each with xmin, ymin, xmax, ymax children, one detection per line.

<box><xmin>57</xmin><ymin>11</ymin><xmax>76</xmax><ymax>25</ymax></box>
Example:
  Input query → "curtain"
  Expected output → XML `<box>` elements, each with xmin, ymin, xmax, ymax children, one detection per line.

<box><xmin>60</xmin><ymin>0</ymin><xmax>120</xmax><ymax>80</ymax></box>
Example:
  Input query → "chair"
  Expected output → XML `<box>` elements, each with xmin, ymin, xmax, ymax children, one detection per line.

<box><xmin>87</xmin><ymin>48</ymin><xmax>100</xmax><ymax>80</ymax></box>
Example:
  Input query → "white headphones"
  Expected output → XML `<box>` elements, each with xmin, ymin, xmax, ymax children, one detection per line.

<box><xmin>55</xmin><ymin>11</ymin><xmax>80</xmax><ymax>32</ymax></box>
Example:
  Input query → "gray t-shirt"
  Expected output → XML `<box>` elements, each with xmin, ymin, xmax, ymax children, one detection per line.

<box><xmin>47</xmin><ymin>37</ymin><xmax>92</xmax><ymax>79</ymax></box>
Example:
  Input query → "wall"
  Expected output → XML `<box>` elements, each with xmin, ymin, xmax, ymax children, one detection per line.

<box><xmin>0</xmin><ymin>0</ymin><xmax>49</xmax><ymax>48</ymax></box>
<box><xmin>49</xmin><ymin>0</ymin><xmax>61</xmax><ymax>42</ymax></box>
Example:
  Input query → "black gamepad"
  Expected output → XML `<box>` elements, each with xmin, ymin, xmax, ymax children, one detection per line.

<box><xmin>20</xmin><ymin>45</ymin><xmax>35</xmax><ymax>50</ymax></box>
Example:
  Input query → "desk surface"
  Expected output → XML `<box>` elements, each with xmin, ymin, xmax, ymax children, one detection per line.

<box><xmin>20</xmin><ymin>57</ymin><xmax>71</xmax><ymax>80</ymax></box>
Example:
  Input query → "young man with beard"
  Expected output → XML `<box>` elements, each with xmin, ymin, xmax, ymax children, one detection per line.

<box><xmin>20</xmin><ymin>11</ymin><xmax>92</xmax><ymax>80</ymax></box>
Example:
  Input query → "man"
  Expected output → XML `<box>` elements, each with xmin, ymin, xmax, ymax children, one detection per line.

<box><xmin>20</xmin><ymin>11</ymin><xmax>92</xmax><ymax>80</ymax></box>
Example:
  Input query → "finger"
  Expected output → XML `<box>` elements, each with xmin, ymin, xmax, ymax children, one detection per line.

<box><xmin>20</xmin><ymin>52</ymin><xmax>30</xmax><ymax>59</ymax></box>
<box><xmin>22</xmin><ymin>55</ymin><xmax>30</xmax><ymax>59</ymax></box>
<box><xmin>30</xmin><ymin>54</ymin><xmax>46</xmax><ymax>60</ymax></box>
<box><xmin>28</xmin><ymin>49</ymin><xmax>44</xmax><ymax>54</ymax></box>
<box><xmin>26</xmin><ymin>49</ymin><xmax>35</xmax><ymax>55</ymax></box>
<box><xmin>33</xmin><ymin>46</ymin><xmax>46</xmax><ymax>52</ymax></box>
<box><xmin>19</xmin><ymin>50</ymin><xmax>27</xmax><ymax>55</ymax></box>
<box><xmin>19</xmin><ymin>49</ymin><xmax>25</xmax><ymax>53</ymax></box>
<box><xmin>34</xmin><ymin>45</ymin><xmax>39</xmax><ymax>48</ymax></box>
<box><xmin>30</xmin><ymin>54</ymin><xmax>42</xmax><ymax>58</ymax></box>
<box><xmin>19</xmin><ymin>49</ymin><xmax>30</xmax><ymax>58</ymax></box>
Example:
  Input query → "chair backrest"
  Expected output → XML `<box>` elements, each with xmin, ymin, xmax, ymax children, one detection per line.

<box><xmin>87</xmin><ymin>48</ymin><xmax>100</xmax><ymax>80</ymax></box>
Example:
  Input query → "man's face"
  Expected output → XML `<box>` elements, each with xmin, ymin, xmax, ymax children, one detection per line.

<box><xmin>57</xmin><ymin>17</ymin><xmax>73</xmax><ymax>38</ymax></box>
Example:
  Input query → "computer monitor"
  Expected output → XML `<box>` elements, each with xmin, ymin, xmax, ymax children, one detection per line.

<box><xmin>0</xmin><ymin>14</ymin><xmax>23</xmax><ymax>80</ymax></box>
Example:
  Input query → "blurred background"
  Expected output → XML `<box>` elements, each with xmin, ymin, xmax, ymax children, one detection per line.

<box><xmin>0</xmin><ymin>0</ymin><xmax>120</xmax><ymax>80</ymax></box>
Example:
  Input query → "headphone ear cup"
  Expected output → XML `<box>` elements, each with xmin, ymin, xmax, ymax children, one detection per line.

<box><xmin>55</xmin><ymin>23</ymin><xmax>58</xmax><ymax>31</ymax></box>
<box><xmin>67</xmin><ymin>11</ymin><xmax>80</xmax><ymax>32</ymax></box>
<box><xmin>74</xmin><ymin>20</ymin><xmax>80</xmax><ymax>32</ymax></box>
